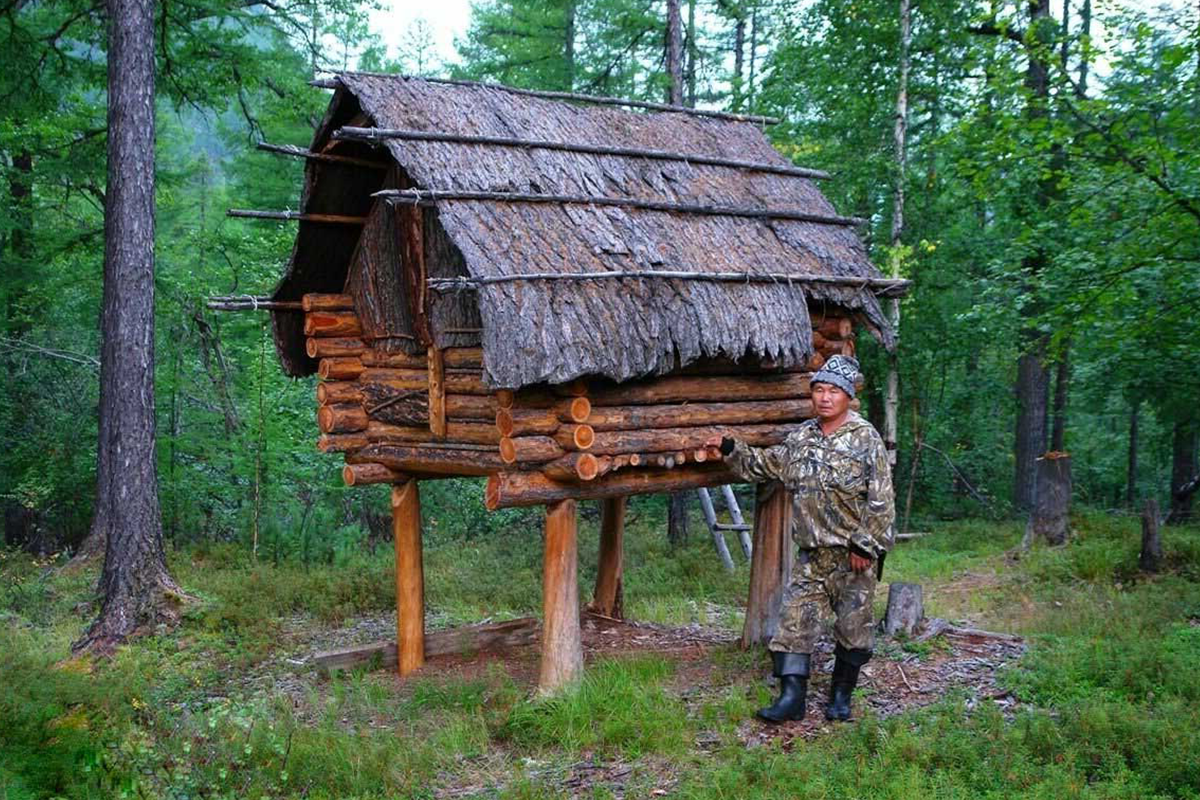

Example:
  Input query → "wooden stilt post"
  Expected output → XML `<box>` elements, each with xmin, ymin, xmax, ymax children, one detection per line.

<box><xmin>540</xmin><ymin>498</ymin><xmax>583</xmax><ymax>693</ymax></box>
<box><xmin>590</xmin><ymin>496</ymin><xmax>626</xmax><ymax>618</ymax></box>
<box><xmin>392</xmin><ymin>480</ymin><xmax>425</xmax><ymax>676</ymax></box>
<box><xmin>741</xmin><ymin>481</ymin><xmax>793</xmax><ymax>648</ymax></box>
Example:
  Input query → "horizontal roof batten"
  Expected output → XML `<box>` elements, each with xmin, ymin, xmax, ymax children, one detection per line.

<box><xmin>334</xmin><ymin>126</ymin><xmax>829</xmax><ymax>180</ymax></box>
<box><xmin>256</xmin><ymin>142</ymin><xmax>389</xmax><ymax>170</ymax></box>
<box><xmin>374</xmin><ymin>189</ymin><xmax>866</xmax><ymax>227</ymax></box>
<box><xmin>226</xmin><ymin>209</ymin><xmax>367</xmax><ymax>225</ymax></box>
<box><xmin>312</xmin><ymin>73</ymin><xmax>782</xmax><ymax>126</ymax></box>
<box><xmin>428</xmin><ymin>272</ymin><xmax>910</xmax><ymax>297</ymax></box>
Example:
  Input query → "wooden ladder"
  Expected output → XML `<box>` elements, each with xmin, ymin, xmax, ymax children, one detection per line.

<box><xmin>696</xmin><ymin>485</ymin><xmax>752</xmax><ymax>571</ymax></box>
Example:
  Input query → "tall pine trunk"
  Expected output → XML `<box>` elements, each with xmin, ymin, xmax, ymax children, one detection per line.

<box><xmin>74</xmin><ymin>0</ymin><xmax>186</xmax><ymax>654</ymax></box>
<box><xmin>885</xmin><ymin>0</ymin><xmax>911</xmax><ymax>473</ymax></box>
<box><xmin>1012</xmin><ymin>0</ymin><xmax>1055</xmax><ymax>512</ymax></box>
<box><xmin>1126</xmin><ymin>401</ymin><xmax>1140</xmax><ymax>508</ymax></box>
<box><xmin>666</xmin><ymin>0</ymin><xmax>683</xmax><ymax>105</ymax></box>
<box><xmin>1168</xmin><ymin>420</ymin><xmax>1198</xmax><ymax>525</ymax></box>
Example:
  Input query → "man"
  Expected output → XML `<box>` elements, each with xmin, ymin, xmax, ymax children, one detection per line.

<box><xmin>706</xmin><ymin>354</ymin><xmax>894</xmax><ymax>723</ymax></box>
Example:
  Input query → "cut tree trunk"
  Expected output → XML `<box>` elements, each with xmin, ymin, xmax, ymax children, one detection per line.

<box><xmin>1032</xmin><ymin>453</ymin><xmax>1071</xmax><ymax>545</ymax></box>
<box><xmin>590</xmin><ymin>497</ymin><xmax>626</xmax><ymax>618</ymax></box>
<box><xmin>392</xmin><ymin>481</ymin><xmax>424</xmax><ymax>676</ymax></box>
<box><xmin>540</xmin><ymin>499</ymin><xmax>583</xmax><ymax>693</ymax></box>
<box><xmin>667</xmin><ymin>492</ymin><xmax>689</xmax><ymax>548</ymax></box>
<box><xmin>1168</xmin><ymin>421</ymin><xmax>1198</xmax><ymax>524</ymax></box>
<box><xmin>1139</xmin><ymin>498</ymin><xmax>1162</xmax><ymax>573</ymax></box>
<box><xmin>882</xmin><ymin>582</ymin><xmax>924</xmax><ymax>637</ymax></box>
<box><xmin>73</xmin><ymin>0</ymin><xmax>189</xmax><ymax>654</ymax></box>
<box><xmin>741</xmin><ymin>481</ymin><xmax>793</xmax><ymax>648</ymax></box>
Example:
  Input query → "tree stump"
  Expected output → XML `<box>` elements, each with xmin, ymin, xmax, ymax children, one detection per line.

<box><xmin>1033</xmin><ymin>453</ymin><xmax>1072</xmax><ymax>545</ymax></box>
<box><xmin>882</xmin><ymin>582</ymin><xmax>924</xmax><ymax>637</ymax></box>
<box><xmin>1140</xmin><ymin>498</ymin><xmax>1162</xmax><ymax>573</ymax></box>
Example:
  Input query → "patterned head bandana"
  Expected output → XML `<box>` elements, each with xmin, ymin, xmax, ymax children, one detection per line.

<box><xmin>811</xmin><ymin>354</ymin><xmax>861</xmax><ymax>398</ymax></box>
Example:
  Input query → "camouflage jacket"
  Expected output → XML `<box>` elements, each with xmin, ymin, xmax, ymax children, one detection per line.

<box><xmin>725</xmin><ymin>412</ymin><xmax>895</xmax><ymax>558</ymax></box>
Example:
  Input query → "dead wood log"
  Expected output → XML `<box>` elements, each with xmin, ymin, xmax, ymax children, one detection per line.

<box><xmin>318</xmin><ymin>357</ymin><xmax>365</xmax><ymax>380</ymax></box>
<box><xmin>318</xmin><ymin>403</ymin><xmax>369</xmax><ymax>434</ymax></box>
<box><xmin>882</xmin><ymin>583</ymin><xmax>924</xmax><ymax>637</ymax></box>
<box><xmin>367</xmin><ymin>420</ymin><xmax>500</xmax><ymax>446</ymax></box>
<box><xmin>586</xmin><ymin>373</ymin><xmax>811</xmax><ymax>406</ymax></box>
<box><xmin>582</xmin><ymin>399</ymin><xmax>813</xmax><ymax>431</ymax></box>
<box><xmin>348</xmin><ymin>444</ymin><xmax>505</xmax><ymax>477</ymax></box>
<box><xmin>542</xmin><ymin>452</ymin><xmax>601</xmax><ymax>482</ymax></box>
<box><xmin>342</xmin><ymin>462</ymin><xmax>408</xmax><ymax>486</ymax></box>
<box><xmin>427</xmin><ymin>346</ymin><xmax>447</xmax><ymax>437</ymax></box>
<box><xmin>500</xmin><ymin>436</ymin><xmax>565</xmax><ymax>464</ymax></box>
<box><xmin>359</xmin><ymin>367</ymin><xmax>488</xmax><ymax>395</ymax></box>
<box><xmin>304</xmin><ymin>311</ymin><xmax>362</xmax><ymax>337</ymax></box>
<box><xmin>318</xmin><ymin>433</ymin><xmax>370</xmax><ymax>453</ymax></box>
<box><xmin>585</xmin><ymin>423</ymin><xmax>802</xmax><ymax>456</ymax></box>
<box><xmin>1140</xmin><ymin>498</ymin><xmax>1162</xmax><ymax>572</ymax></box>
<box><xmin>312</xmin><ymin>617</ymin><xmax>540</xmax><ymax>675</ymax></box>
<box><xmin>317</xmin><ymin>381</ymin><xmax>362</xmax><ymax>405</ymax></box>
<box><xmin>553</xmin><ymin>424</ymin><xmax>595</xmax><ymax>451</ymax></box>
<box><xmin>361</xmin><ymin>347</ymin><xmax>483</xmax><ymax>369</ymax></box>
<box><xmin>301</xmin><ymin>293</ymin><xmax>354</xmax><ymax>312</ymax></box>
<box><xmin>497</xmin><ymin>398</ymin><xmax>591</xmax><ymax>436</ymax></box>
<box><xmin>306</xmin><ymin>337</ymin><xmax>366</xmax><ymax>359</ymax></box>
<box><xmin>485</xmin><ymin>463</ymin><xmax>735</xmax><ymax>509</ymax></box>
<box><xmin>1032</xmin><ymin>453</ymin><xmax>1072</xmax><ymax>545</ymax></box>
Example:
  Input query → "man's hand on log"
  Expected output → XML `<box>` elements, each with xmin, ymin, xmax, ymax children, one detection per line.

<box><xmin>849</xmin><ymin>552</ymin><xmax>873</xmax><ymax>573</ymax></box>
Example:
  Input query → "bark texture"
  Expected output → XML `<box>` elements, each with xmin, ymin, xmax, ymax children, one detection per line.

<box><xmin>74</xmin><ymin>0</ymin><xmax>186</xmax><ymax>654</ymax></box>
<box><xmin>1032</xmin><ymin>453</ymin><xmax>1071</xmax><ymax>546</ymax></box>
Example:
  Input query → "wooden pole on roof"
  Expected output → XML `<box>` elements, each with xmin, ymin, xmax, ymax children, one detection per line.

<box><xmin>376</xmin><ymin>189</ymin><xmax>866</xmax><ymax>227</ymax></box>
<box><xmin>310</xmin><ymin>73</ymin><xmax>782</xmax><ymax>125</ymax></box>
<box><xmin>540</xmin><ymin>499</ymin><xmax>583</xmax><ymax>693</ymax></box>
<box><xmin>333</xmin><ymin>127</ymin><xmax>831</xmax><ymax>180</ymax></box>
<box><xmin>392</xmin><ymin>479</ymin><xmax>425</xmax><ymax>676</ymax></box>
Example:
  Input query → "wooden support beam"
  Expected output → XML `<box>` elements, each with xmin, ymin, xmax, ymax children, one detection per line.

<box><xmin>540</xmin><ymin>499</ymin><xmax>583</xmax><ymax>693</ymax></box>
<box><xmin>427</xmin><ymin>347</ymin><xmax>447</xmax><ymax>437</ymax></box>
<box><xmin>342</xmin><ymin>462</ymin><xmax>405</xmax><ymax>485</ymax></box>
<box><xmin>312</xmin><ymin>617</ymin><xmax>540</xmax><ymax>675</ymax></box>
<box><xmin>256</xmin><ymin>141</ymin><xmax>389</xmax><ymax>170</ymax></box>
<box><xmin>486</xmin><ymin>462</ymin><xmax>735</xmax><ymax>509</ymax></box>
<box><xmin>741</xmin><ymin>481</ymin><xmax>793</xmax><ymax>648</ymax></box>
<box><xmin>392</xmin><ymin>481</ymin><xmax>425</xmax><ymax>676</ymax></box>
<box><xmin>302</xmin><ymin>293</ymin><xmax>355</xmax><ymax>312</ymax></box>
<box><xmin>590</xmin><ymin>497</ymin><xmax>626</xmax><ymax>619</ymax></box>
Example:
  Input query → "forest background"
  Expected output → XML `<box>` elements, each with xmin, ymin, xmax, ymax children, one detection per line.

<box><xmin>1</xmin><ymin>0</ymin><xmax>1197</xmax><ymax>562</ymax></box>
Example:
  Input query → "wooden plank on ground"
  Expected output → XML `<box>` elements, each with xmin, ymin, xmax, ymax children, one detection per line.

<box><xmin>312</xmin><ymin>617</ymin><xmax>540</xmax><ymax>676</ymax></box>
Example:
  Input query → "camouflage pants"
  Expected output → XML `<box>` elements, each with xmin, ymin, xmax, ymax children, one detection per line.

<box><xmin>768</xmin><ymin>546</ymin><xmax>876</xmax><ymax>654</ymax></box>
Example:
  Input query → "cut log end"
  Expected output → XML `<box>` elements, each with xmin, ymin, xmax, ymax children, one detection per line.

<box><xmin>567</xmin><ymin>396</ymin><xmax>592</xmax><ymax>423</ymax></box>
<box><xmin>302</xmin><ymin>292</ymin><xmax>354</xmax><ymax>312</ymax></box>
<box><xmin>343</xmin><ymin>463</ymin><xmax>407</xmax><ymax>486</ymax></box>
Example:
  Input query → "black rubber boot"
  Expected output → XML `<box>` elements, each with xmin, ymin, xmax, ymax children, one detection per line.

<box><xmin>757</xmin><ymin>652</ymin><xmax>810</xmax><ymax>723</ymax></box>
<box><xmin>825</xmin><ymin>646</ymin><xmax>871</xmax><ymax>721</ymax></box>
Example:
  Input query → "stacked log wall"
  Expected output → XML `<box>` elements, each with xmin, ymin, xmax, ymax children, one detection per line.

<box><xmin>303</xmin><ymin>292</ymin><xmax>858</xmax><ymax>499</ymax></box>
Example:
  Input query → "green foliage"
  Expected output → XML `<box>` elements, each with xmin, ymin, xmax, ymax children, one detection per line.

<box><xmin>2</xmin><ymin>517</ymin><xmax>1200</xmax><ymax>797</ymax></box>
<box><xmin>500</xmin><ymin>657</ymin><xmax>688</xmax><ymax>758</ymax></box>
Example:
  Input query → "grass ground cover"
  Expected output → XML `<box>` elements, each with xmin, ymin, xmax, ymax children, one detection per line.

<box><xmin>1</xmin><ymin>502</ymin><xmax>1198</xmax><ymax>799</ymax></box>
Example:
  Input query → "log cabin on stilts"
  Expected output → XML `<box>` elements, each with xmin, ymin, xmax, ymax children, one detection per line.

<box><xmin>225</xmin><ymin>73</ymin><xmax>907</xmax><ymax>693</ymax></box>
